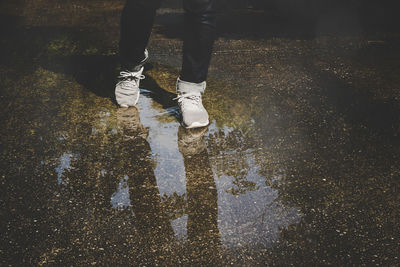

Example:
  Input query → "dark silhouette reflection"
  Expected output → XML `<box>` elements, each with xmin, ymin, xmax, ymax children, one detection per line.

<box><xmin>115</xmin><ymin>107</ymin><xmax>176</xmax><ymax>265</ymax></box>
<box><xmin>114</xmin><ymin>108</ymin><xmax>221</xmax><ymax>264</ymax></box>
<box><xmin>178</xmin><ymin>126</ymin><xmax>222</xmax><ymax>264</ymax></box>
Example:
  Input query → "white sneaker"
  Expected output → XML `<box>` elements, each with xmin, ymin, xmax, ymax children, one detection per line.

<box><xmin>175</xmin><ymin>78</ymin><xmax>209</xmax><ymax>129</ymax></box>
<box><xmin>115</xmin><ymin>49</ymin><xmax>148</xmax><ymax>107</ymax></box>
<box><xmin>115</xmin><ymin>67</ymin><xmax>145</xmax><ymax>107</ymax></box>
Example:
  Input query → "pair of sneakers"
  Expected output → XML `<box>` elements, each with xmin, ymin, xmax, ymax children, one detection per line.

<box><xmin>115</xmin><ymin>52</ymin><xmax>209</xmax><ymax>129</ymax></box>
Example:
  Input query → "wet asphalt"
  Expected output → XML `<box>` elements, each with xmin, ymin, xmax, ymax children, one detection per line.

<box><xmin>1</xmin><ymin>0</ymin><xmax>399</xmax><ymax>265</ymax></box>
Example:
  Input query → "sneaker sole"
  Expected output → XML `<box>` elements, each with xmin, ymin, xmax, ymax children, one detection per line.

<box><xmin>183</xmin><ymin>120</ymin><xmax>209</xmax><ymax>129</ymax></box>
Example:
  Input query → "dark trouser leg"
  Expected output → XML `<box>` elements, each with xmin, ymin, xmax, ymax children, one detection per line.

<box><xmin>120</xmin><ymin>0</ymin><xmax>163</xmax><ymax>70</ymax></box>
<box><xmin>181</xmin><ymin>0</ymin><xmax>217</xmax><ymax>83</ymax></box>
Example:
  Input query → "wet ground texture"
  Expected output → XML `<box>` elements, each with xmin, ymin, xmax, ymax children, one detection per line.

<box><xmin>1</xmin><ymin>0</ymin><xmax>400</xmax><ymax>265</ymax></box>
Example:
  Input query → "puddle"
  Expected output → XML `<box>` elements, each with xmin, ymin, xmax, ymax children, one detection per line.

<box><xmin>135</xmin><ymin>92</ymin><xmax>301</xmax><ymax>248</ymax></box>
<box><xmin>0</xmin><ymin>57</ymin><xmax>302</xmax><ymax>264</ymax></box>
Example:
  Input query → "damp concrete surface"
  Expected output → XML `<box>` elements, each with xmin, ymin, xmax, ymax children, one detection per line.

<box><xmin>1</xmin><ymin>0</ymin><xmax>399</xmax><ymax>265</ymax></box>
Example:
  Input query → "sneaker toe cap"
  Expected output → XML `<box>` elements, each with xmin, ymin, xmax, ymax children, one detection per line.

<box><xmin>182</xmin><ymin>110</ymin><xmax>209</xmax><ymax>128</ymax></box>
<box><xmin>115</xmin><ymin>90</ymin><xmax>140</xmax><ymax>107</ymax></box>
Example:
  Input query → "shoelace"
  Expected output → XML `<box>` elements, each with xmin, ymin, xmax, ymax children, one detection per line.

<box><xmin>117</xmin><ymin>71</ymin><xmax>145</xmax><ymax>87</ymax></box>
<box><xmin>174</xmin><ymin>93</ymin><xmax>202</xmax><ymax>112</ymax></box>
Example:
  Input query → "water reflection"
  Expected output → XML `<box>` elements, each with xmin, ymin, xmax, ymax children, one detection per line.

<box><xmin>134</xmin><ymin>92</ymin><xmax>301</xmax><ymax>251</ymax></box>
<box><xmin>55</xmin><ymin>152</ymin><xmax>76</xmax><ymax>185</ymax></box>
<box><xmin>114</xmin><ymin>106</ymin><xmax>175</xmax><ymax>264</ymax></box>
<box><xmin>110</xmin><ymin>174</ymin><xmax>131</xmax><ymax>210</ymax></box>
<box><xmin>114</xmin><ymin>106</ymin><xmax>222</xmax><ymax>263</ymax></box>
<box><xmin>0</xmin><ymin>60</ymin><xmax>302</xmax><ymax>264</ymax></box>
<box><xmin>112</xmin><ymin>93</ymin><xmax>302</xmax><ymax>262</ymax></box>
<box><xmin>178</xmin><ymin>126</ymin><xmax>221</xmax><ymax>263</ymax></box>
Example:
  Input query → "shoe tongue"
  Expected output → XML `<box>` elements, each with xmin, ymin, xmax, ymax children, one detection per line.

<box><xmin>182</xmin><ymin>96</ymin><xmax>201</xmax><ymax>111</ymax></box>
<box><xmin>132</xmin><ymin>65</ymin><xmax>143</xmax><ymax>72</ymax></box>
<box><xmin>183</xmin><ymin>92</ymin><xmax>200</xmax><ymax>98</ymax></box>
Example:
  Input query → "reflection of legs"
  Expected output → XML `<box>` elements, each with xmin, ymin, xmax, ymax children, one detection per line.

<box><xmin>129</xmin><ymin>152</ymin><xmax>175</xmax><ymax>264</ymax></box>
<box><xmin>115</xmin><ymin>108</ymin><xmax>175</xmax><ymax>264</ymax></box>
<box><xmin>178</xmin><ymin>127</ymin><xmax>221</xmax><ymax>263</ymax></box>
<box><xmin>116</xmin><ymin>107</ymin><xmax>147</xmax><ymax>140</ymax></box>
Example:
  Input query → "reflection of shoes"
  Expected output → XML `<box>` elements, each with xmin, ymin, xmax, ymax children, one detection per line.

<box><xmin>115</xmin><ymin>50</ymin><xmax>148</xmax><ymax>107</ymax></box>
<box><xmin>175</xmin><ymin>78</ymin><xmax>209</xmax><ymax>129</ymax></box>
<box><xmin>116</xmin><ymin>107</ymin><xmax>147</xmax><ymax>140</ymax></box>
<box><xmin>178</xmin><ymin>126</ymin><xmax>208</xmax><ymax>156</ymax></box>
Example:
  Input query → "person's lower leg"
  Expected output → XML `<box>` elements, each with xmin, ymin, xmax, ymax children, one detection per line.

<box><xmin>119</xmin><ymin>0</ymin><xmax>162</xmax><ymax>70</ymax></box>
<box><xmin>176</xmin><ymin>0</ymin><xmax>217</xmax><ymax>128</ymax></box>
<box><xmin>116</xmin><ymin>0</ymin><xmax>162</xmax><ymax>107</ymax></box>
<box><xmin>180</xmin><ymin>0</ymin><xmax>217</xmax><ymax>83</ymax></box>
